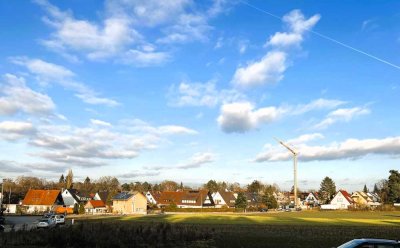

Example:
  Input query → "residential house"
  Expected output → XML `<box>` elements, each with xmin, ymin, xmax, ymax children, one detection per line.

<box><xmin>1</xmin><ymin>192</ymin><xmax>23</xmax><ymax>214</ymax></box>
<box><xmin>22</xmin><ymin>189</ymin><xmax>64</xmax><ymax>213</ymax></box>
<box><xmin>145</xmin><ymin>191</ymin><xmax>161</xmax><ymax>205</ymax></box>
<box><xmin>351</xmin><ymin>191</ymin><xmax>381</xmax><ymax>208</ymax></box>
<box><xmin>211</xmin><ymin>190</ymin><xmax>236</xmax><ymax>208</ymax></box>
<box><xmin>85</xmin><ymin>200</ymin><xmax>107</xmax><ymax>214</ymax></box>
<box><xmin>244</xmin><ymin>192</ymin><xmax>260</xmax><ymax>208</ymax></box>
<box><xmin>62</xmin><ymin>189</ymin><xmax>92</xmax><ymax>208</ymax></box>
<box><xmin>93</xmin><ymin>191</ymin><xmax>110</xmax><ymax>204</ymax></box>
<box><xmin>329</xmin><ymin>190</ymin><xmax>354</xmax><ymax>209</ymax></box>
<box><xmin>158</xmin><ymin>190</ymin><xmax>215</xmax><ymax>208</ymax></box>
<box><xmin>112</xmin><ymin>191</ymin><xmax>147</xmax><ymax>214</ymax></box>
<box><xmin>273</xmin><ymin>192</ymin><xmax>289</xmax><ymax>207</ymax></box>
<box><xmin>301</xmin><ymin>192</ymin><xmax>319</xmax><ymax>208</ymax></box>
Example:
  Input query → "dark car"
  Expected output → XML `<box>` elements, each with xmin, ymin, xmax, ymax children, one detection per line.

<box><xmin>0</xmin><ymin>216</ymin><xmax>5</xmax><ymax>225</ymax></box>
<box><xmin>337</xmin><ymin>239</ymin><xmax>400</xmax><ymax>248</ymax></box>
<box><xmin>0</xmin><ymin>225</ymin><xmax>4</xmax><ymax>232</ymax></box>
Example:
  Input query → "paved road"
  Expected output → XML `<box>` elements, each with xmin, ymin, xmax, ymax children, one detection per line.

<box><xmin>2</xmin><ymin>215</ymin><xmax>72</xmax><ymax>232</ymax></box>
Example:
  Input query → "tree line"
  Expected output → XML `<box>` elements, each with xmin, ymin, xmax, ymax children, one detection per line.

<box><xmin>1</xmin><ymin>170</ymin><xmax>399</xmax><ymax>205</ymax></box>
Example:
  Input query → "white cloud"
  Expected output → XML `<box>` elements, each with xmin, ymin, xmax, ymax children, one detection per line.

<box><xmin>120</xmin><ymin>49</ymin><xmax>170</xmax><ymax>66</ymax></box>
<box><xmin>232</xmin><ymin>51</ymin><xmax>287</xmax><ymax>87</ymax></box>
<box><xmin>233</xmin><ymin>10</ymin><xmax>320</xmax><ymax>88</ymax></box>
<box><xmin>0</xmin><ymin>74</ymin><xmax>56</xmax><ymax>116</ymax></box>
<box><xmin>123</xmin><ymin>119</ymin><xmax>198</xmax><ymax>136</ymax></box>
<box><xmin>217</xmin><ymin>98</ymin><xmax>348</xmax><ymax>133</ymax></box>
<box><xmin>177</xmin><ymin>152</ymin><xmax>215</xmax><ymax>169</ymax></box>
<box><xmin>36</xmin><ymin>0</ymin><xmax>225</xmax><ymax>64</ymax></box>
<box><xmin>36</xmin><ymin>0</ymin><xmax>139</xmax><ymax>60</ymax></box>
<box><xmin>107</xmin><ymin>0</ymin><xmax>191</xmax><ymax>27</ymax></box>
<box><xmin>293</xmin><ymin>98</ymin><xmax>346</xmax><ymax>115</ymax></box>
<box><xmin>265</xmin><ymin>10</ymin><xmax>319</xmax><ymax>48</ymax></box>
<box><xmin>158</xmin><ymin>125</ymin><xmax>198</xmax><ymax>135</ymax></box>
<box><xmin>254</xmin><ymin>135</ymin><xmax>400</xmax><ymax>162</ymax></box>
<box><xmin>11</xmin><ymin>57</ymin><xmax>119</xmax><ymax>107</ymax></box>
<box><xmin>266</xmin><ymin>32</ymin><xmax>303</xmax><ymax>48</ymax></box>
<box><xmin>157</xmin><ymin>14</ymin><xmax>212</xmax><ymax>44</ymax></box>
<box><xmin>90</xmin><ymin>119</ymin><xmax>112</xmax><ymax>127</ymax></box>
<box><xmin>168</xmin><ymin>80</ymin><xmax>246</xmax><ymax>107</ymax></box>
<box><xmin>217</xmin><ymin>102</ymin><xmax>287</xmax><ymax>133</ymax></box>
<box><xmin>314</xmin><ymin>107</ymin><xmax>370</xmax><ymax>129</ymax></box>
<box><xmin>0</xmin><ymin>121</ymin><xmax>36</xmax><ymax>140</ymax></box>
<box><xmin>284</xmin><ymin>9</ymin><xmax>320</xmax><ymax>33</ymax></box>
<box><xmin>287</xmin><ymin>133</ymin><xmax>324</xmax><ymax>145</ymax></box>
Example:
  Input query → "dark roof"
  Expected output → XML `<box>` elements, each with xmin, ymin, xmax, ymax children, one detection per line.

<box><xmin>112</xmin><ymin>192</ymin><xmax>133</xmax><ymax>200</ymax></box>
<box><xmin>97</xmin><ymin>191</ymin><xmax>109</xmax><ymax>202</ymax></box>
<box><xmin>218</xmin><ymin>191</ymin><xmax>236</xmax><ymax>207</ymax></box>
<box><xmin>65</xmin><ymin>189</ymin><xmax>80</xmax><ymax>203</ymax></box>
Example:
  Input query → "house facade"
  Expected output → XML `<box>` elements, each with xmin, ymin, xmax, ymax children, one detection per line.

<box><xmin>62</xmin><ymin>189</ymin><xmax>92</xmax><ymax>208</ymax></box>
<box><xmin>158</xmin><ymin>190</ymin><xmax>215</xmax><ymax>208</ymax></box>
<box><xmin>329</xmin><ymin>190</ymin><xmax>354</xmax><ymax>209</ymax></box>
<box><xmin>351</xmin><ymin>191</ymin><xmax>381</xmax><ymax>207</ymax></box>
<box><xmin>145</xmin><ymin>191</ymin><xmax>161</xmax><ymax>205</ymax></box>
<box><xmin>22</xmin><ymin>189</ymin><xmax>64</xmax><ymax>213</ymax></box>
<box><xmin>112</xmin><ymin>191</ymin><xmax>147</xmax><ymax>214</ymax></box>
<box><xmin>301</xmin><ymin>192</ymin><xmax>319</xmax><ymax>208</ymax></box>
<box><xmin>85</xmin><ymin>200</ymin><xmax>107</xmax><ymax>214</ymax></box>
<box><xmin>211</xmin><ymin>191</ymin><xmax>236</xmax><ymax>208</ymax></box>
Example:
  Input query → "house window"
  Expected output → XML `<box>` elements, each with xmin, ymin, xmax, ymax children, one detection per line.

<box><xmin>337</xmin><ymin>198</ymin><xmax>343</xmax><ymax>202</ymax></box>
<box><xmin>182</xmin><ymin>200</ymin><xmax>196</xmax><ymax>204</ymax></box>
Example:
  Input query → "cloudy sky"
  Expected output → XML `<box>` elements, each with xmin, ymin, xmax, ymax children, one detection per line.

<box><xmin>0</xmin><ymin>0</ymin><xmax>399</xmax><ymax>191</ymax></box>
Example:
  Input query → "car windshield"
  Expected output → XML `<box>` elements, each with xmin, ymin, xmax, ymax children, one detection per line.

<box><xmin>39</xmin><ymin>219</ymin><xmax>49</xmax><ymax>222</ymax></box>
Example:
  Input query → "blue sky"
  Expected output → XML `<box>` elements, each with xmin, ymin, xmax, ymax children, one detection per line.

<box><xmin>0</xmin><ymin>0</ymin><xmax>399</xmax><ymax>191</ymax></box>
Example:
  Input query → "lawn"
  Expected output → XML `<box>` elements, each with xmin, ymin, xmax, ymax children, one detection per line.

<box><xmin>2</xmin><ymin>211</ymin><xmax>400</xmax><ymax>248</ymax></box>
<box><xmin>79</xmin><ymin>210</ymin><xmax>400</xmax><ymax>226</ymax></box>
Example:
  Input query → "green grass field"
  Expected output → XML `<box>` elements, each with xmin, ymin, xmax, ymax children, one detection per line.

<box><xmin>2</xmin><ymin>211</ymin><xmax>400</xmax><ymax>248</ymax></box>
<box><xmin>79</xmin><ymin>210</ymin><xmax>400</xmax><ymax>226</ymax></box>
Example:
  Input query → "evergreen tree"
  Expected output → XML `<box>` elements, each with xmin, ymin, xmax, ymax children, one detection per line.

<box><xmin>373</xmin><ymin>184</ymin><xmax>379</xmax><ymax>194</ymax></box>
<box><xmin>204</xmin><ymin>180</ymin><xmax>218</xmax><ymax>193</ymax></box>
<box><xmin>261</xmin><ymin>190</ymin><xmax>278</xmax><ymax>209</ymax></box>
<box><xmin>247</xmin><ymin>180</ymin><xmax>263</xmax><ymax>194</ymax></box>
<box><xmin>235</xmin><ymin>192</ymin><xmax>247</xmax><ymax>210</ymax></box>
<box><xmin>59</xmin><ymin>174</ymin><xmax>65</xmax><ymax>184</ymax></box>
<box><xmin>363</xmin><ymin>184</ymin><xmax>368</xmax><ymax>193</ymax></box>
<box><xmin>388</xmin><ymin>170</ymin><xmax>400</xmax><ymax>203</ymax></box>
<box><xmin>84</xmin><ymin>177</ymin><xmax>90</xmax><ymax>185</ymax></box>
<box><xmin>318</xmin><ymin>177</ymin><xmax>336</xmax><ymax>204</ymax></box>
<box><xmin>180</xmin><ymin>182</ymin><xmax>184</xmax><ymax>190</ymax></box>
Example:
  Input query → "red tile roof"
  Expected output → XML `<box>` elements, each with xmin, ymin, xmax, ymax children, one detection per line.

<box><xmin>22</xmin><ymin>189</ymin><xmax>61</xmax><ymax>206</ymax></box>
<box><xmin>339</xmin><ymin>190</ymin><xmax>354</xmax><ymax>204</ymax></box>
<box><xmin>159</xmin><ymin>190</ymin><xmax>211</xmax><ymax>206</ymax></box>
<box><xmin>86</xmin><ymin>200</ymin><xmax>106</xmax><ymax>209</ymax></box>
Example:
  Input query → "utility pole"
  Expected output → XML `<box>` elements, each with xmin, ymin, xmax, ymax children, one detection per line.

<box><xmin>274</xmin><ymin>138</ymin><xmax>299</xmax><ymax>209</ymax></box>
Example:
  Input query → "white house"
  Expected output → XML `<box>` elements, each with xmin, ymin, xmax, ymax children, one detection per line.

<box><xmin>301</xmin><ymin>192</ymin><xmax>319</xmax><ymax>209</ymax></box>
<box><xmin>145</xmin><ymin>191</ymin><xmax>161</xmax><ymax>205</ymax></box>
<box><xmin>62</xmin><ymin>189</ymin><xmax>92</xmax><ymax>208</ymax></box>
<box><xmin>211</xmin><ymin>191</ymin><xmax>236</xmax><ymax>208</ymax></box>
<box><xmin>329</xmin><ymin>190</ymin><xmax>354</xmax><ymax>209</ymax></box>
